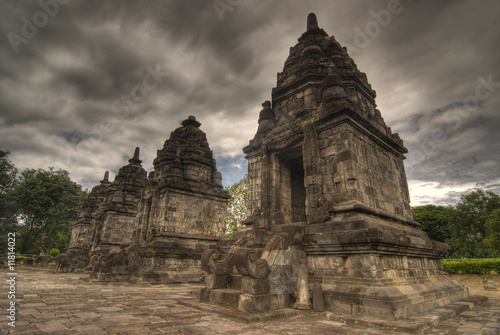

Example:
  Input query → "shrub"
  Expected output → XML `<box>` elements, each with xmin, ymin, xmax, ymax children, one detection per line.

<box><xmin>49</xmin><ymin>248</ymin><xmax>60</xmax><ymax>257</ymax></box>
<box><xmin>443</xmin><ymin>258</ymin><xmax>500</xmax><ymax>275</ymax></box>
<box><xmin>24</xmin><ymin>248</ymin><xmax>39</xmax><ymax>255</ymax></box>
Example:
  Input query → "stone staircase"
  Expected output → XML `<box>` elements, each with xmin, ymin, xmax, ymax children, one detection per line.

<box><xmin>203</xmin><ymin>274</ymin><xmax>243</xmax><ymax>309</ymax></box>
<box><xmin>200</xmin><ymin>228</ymin><xmax>306</xmax><ymax>313</ymax></box>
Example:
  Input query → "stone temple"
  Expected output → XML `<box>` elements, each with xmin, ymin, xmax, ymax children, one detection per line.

<box><xmin>56</xmin><ymin>171</ymin><xmax>110</xmax><ymax>272</ymax></box>
<box><xmin>59</xmin><ymin>13</ymin><xmax>469</xmax><ymax>321</ymax></box>
<box><xmin>58</xmin><ymin>148</ymin><xmax>147</xmax><ymax>274</ymax></box>
<box><xmin>131</xmin><ymin>115</ymin><xmax>229</xmax><ymax>283</ymax></box>
<box><xmin>200</xmin><ymin>13</ymin><xmax>468</xmax><ymax>319</ymax></box>
<box><xmin>88</xmin><ymin>147</ymin><xmax>148</xmax><ymax>280</ymax></box>
<box><xmin>58</xmin><ymin>117</ymin><xmax>229</xmax><ymax>284</ymax></box>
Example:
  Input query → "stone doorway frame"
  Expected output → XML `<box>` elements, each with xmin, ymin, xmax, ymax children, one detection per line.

<box><xmin>276</xmin><ymin>146</ymin><xmax>307</xmax><ymax>225</ymax></box>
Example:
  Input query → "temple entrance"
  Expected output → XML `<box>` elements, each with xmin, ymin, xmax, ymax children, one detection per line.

<box><xmin>290</xmin><ymin>156</ymin><xmax>306</xmax><ymax>222</ymax></box>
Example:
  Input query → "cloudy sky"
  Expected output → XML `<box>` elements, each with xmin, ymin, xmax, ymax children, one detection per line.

<box><xmin>1</xmin><ymin>0</ymin><xmax>499</xmax><ymax>206</ymax></box>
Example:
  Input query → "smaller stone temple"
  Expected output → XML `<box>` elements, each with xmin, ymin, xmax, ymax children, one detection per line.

<box><xmin>59</xmin><ymin>117</ymin><xmax>229</xmax><ymax>283</ymax></box>
<box><xmin>200</xmin><ymin>13</ymin><xmax>468</xmax><ymax>319</ymax></box>
<box><xmin>132</xmin><ymin>116</ymin><xmax>230</xmax><ymax>282</ymax></box>
<box><xmin>56</xmin><ymin>172</ymin><xmax>110</xmax><ymax>272</ymax></box>
<box><xmin>88</xmin><ymin>147</ymin><xmax>148</xmax><ymax>280</ymax></box>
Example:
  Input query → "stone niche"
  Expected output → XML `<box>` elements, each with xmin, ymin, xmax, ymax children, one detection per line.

<box><xmin>56</xmin><ymin>171</ymin><xmax>110</xmax><ymax>272</ymax></box>
<box><xmin>200</xmin><ymin>13</ymin><xmax>468</xmax><ymax>319</ymax></box>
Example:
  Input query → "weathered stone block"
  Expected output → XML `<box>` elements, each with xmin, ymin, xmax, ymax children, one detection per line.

<box><xmin>241</xmin><ymin>277</ymin><xmax>270</xmax><ymax>295</ymax></box>
<box><xmin>205</xmin><ymin>274</ymin><xmax>229</xmax><ymax>290</ymax></box>
<box><xmin>238</xmin><ymin>294</ymin><xmax>271</xmax><ymax>313</ymax></box>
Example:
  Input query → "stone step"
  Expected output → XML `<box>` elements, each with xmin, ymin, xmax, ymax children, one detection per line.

<box><xmin>228</xmin><ymin>274</ymin><xmax>242</xmax><ymax>290</ymax></box>
<box><xmin>323</xmin><ymin>295</ymin><xmax>488</xmax><ymax>334</ymax></box>
<box><xmin>207</xmin><ymin>288</ymin><xmax>241</xmax><ymax>309</ymax></box>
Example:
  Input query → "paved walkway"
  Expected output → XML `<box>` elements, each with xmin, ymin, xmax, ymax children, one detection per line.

<box><xmin>1</xmin><ymin>267</ymin><xmax>499</xmax><ymax>334</ymax></box>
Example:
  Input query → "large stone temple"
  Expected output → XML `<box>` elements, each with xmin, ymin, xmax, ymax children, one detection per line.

<box><xmin>58</xmin><ymin>117</ymin><xmax>229</xmax><ymax>283</ymax></box>
<box><xmin>200</xmin><ymin>13</ymin><xmax>468</xmax><ymax>319</ymax></box>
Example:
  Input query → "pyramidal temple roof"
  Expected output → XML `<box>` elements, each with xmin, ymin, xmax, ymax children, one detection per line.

<box><xmin>247</xmin><ymin>13</ymin><xmax>406</xmax><ymax>153</ymax></box>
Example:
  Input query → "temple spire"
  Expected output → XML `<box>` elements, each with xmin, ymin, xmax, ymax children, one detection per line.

<box><xmin>101</xmin><ymin>171</ymin><xmax>109</xmax><ymax>183</ymax></box>
<box><xmin>182</xmin><ymin>115</ymin><xmax>201</xmax><ymax>128</ymax></box>
<box><xmin>307</xmin><ymin>13</ymin><xmax>318</xmax><ymax>31</ymax></box>
<box><xmin>128</xmin><ymin>147</ymin><xmax>142</xmax><ymax>165</ymax></box>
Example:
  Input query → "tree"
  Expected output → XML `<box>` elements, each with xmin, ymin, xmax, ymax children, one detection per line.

<box><xmin>0</xmin><ymin>149</ymin><xmax>18</xmax><ymax>221</ymax></box>
<box><xmin>225</xmin><ymin>175</ymin><xmax>248</xmax><ymax>239</ymax></box>
<box><xmin>412</xmin><ymin>205</ymin><xmax>451</xmax><ymax>243</ymax></box>
<box><xmin>0</xmin><ymin>149</ymin><xmax>18</xmax><ymax>259</ymax></box>
<box><xmin>447</xmin><ymin>189</ymin><xmax>500</xmax><ymax>258</ymax></box>
<box><xmin>484</xmin><ymin>208</ymin><xmax>500</xmax><ymax>257</ymax></box>
<box><xmin>10</xmin><ymin>167</ymin><xmax>87</xmax><ymax>254</ymax></box>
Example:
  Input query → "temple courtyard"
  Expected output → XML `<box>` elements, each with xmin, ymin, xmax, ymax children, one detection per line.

<box><xmin>1</xmin><ymin>267</ymin><xmax>499</xmax><ymax>334</ymax></box>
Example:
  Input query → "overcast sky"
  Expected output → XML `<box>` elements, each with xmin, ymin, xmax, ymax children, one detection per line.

<box><xmin>1</xmin><ymin>0</ymin><xmax>499</xmax><ymax>206</ymax></box>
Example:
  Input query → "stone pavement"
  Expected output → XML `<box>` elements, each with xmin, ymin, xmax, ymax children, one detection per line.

<box><xmin>1</xmin><ymin>267</ymin><xmax>499</xmax><ymax>334</ymax></box>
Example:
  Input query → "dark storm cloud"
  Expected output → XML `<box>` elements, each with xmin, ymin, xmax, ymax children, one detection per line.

<box><xmin>335</xmin><ymin>0</ymin><xmax>500</xmax><ymax>205</ymax></box>
<box><xmin>0</xmin><ymin>0</ymin><xmax>499</xmax><ymax>206</ymax></box>
<box><xmin>395</xmin><ymin>92</ymin><xmax>500</xmax><ymax>205</ymax></box>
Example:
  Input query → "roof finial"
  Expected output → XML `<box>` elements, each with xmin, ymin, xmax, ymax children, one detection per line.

<box><xmin>128</xmin><ymin>147</ymin><xmax>142</xmax><ymax>165</ymax></box>
<box><xmin>307</xmin><ymin>13</ymin><xmax>318</xmax><ymax>31</ymax></box>
<box><xmin>101</xmin><ymin>171</ymin><xmax>109</xmax><ymax>183</ymax></box>
<box><xmin>181</xmin><ymin>115</ymin><xmax>201</xmax><ymax>128</ymax></box>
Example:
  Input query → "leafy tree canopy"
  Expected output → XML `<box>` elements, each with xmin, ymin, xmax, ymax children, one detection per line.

<box><xmin>9</xmin><ymin>167</ymin><xmax>87</xmax><ymax>254</ymax></box>
<box><xmin>0</xmin><ymin>149</ymin><xmax>18</xmax><ymax>194</ymax></box>
<box><xmin>446</xmin><ymin>189</ymin><xmax>500</xmax><ymax>258</ymax></box>
<box><xmin>413</xmin><ymin>189</ymin><xmax>500</xmax><ymax>258</ymax></box>
<box><xmin>225</xmin><ymin>175</ymin><xmax>248</xmax><ymax>239</ymax></box>
<box><xmin>412</xmin><ymin>205</ymin><xmax>451</xmax><ymax>243</ymax></box>
<box><xmin>0</xmin><ymin>149</ymin><xmax>19</xmax><ymax>256</ymax></box>
<box><xmin>0</xmin><ymin>149</ymin><xmax>18</xmax><ymax>220</ymax></box>
<box><xmin>484</xmin><ymin>208</ymin><xmax>500</xmax><ymax>257</ymax></box>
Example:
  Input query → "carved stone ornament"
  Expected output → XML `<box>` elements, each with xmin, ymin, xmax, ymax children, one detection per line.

<box><xmin>201</xmin><ymin>237</ymin><xmax>253</xmax><ymax>275</ymax></box>
<box><xmin>234</xmin><ymin>233</ymin><xmax>292</xmax><ymax>279</ymax></box>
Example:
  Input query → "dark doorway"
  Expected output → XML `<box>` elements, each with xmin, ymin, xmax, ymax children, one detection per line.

<box><xmin>290</xmin><ymin>157</ymin><xmax>306</xmax><ymax>222</ymax></box>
